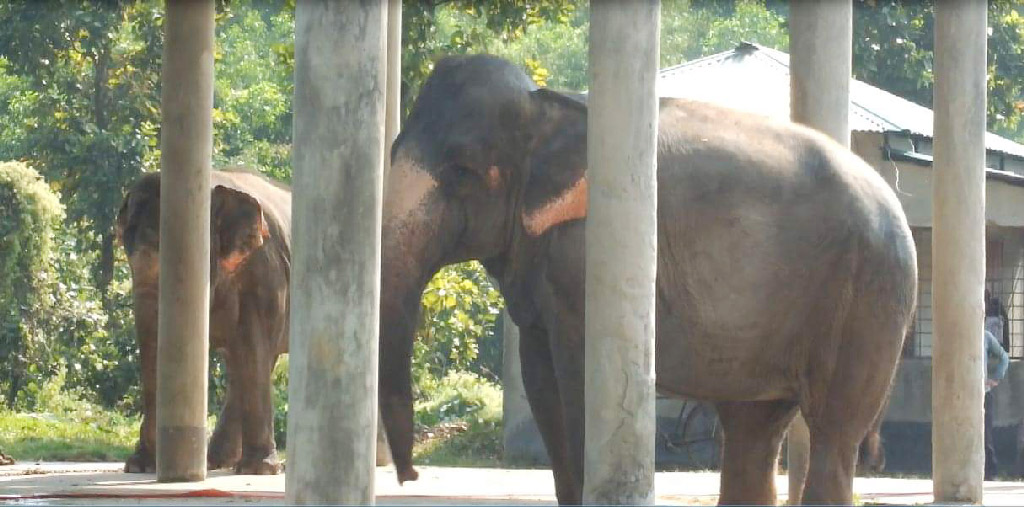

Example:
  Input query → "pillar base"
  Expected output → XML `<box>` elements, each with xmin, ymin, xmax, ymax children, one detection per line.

<box><xmin>156</xmin><ymin>425</ymin><xmax>207</xmax><ymax>482</ymax></box>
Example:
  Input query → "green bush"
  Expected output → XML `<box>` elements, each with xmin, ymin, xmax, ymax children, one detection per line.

<box><xmin>0</xmin><ymin>365</ymin><xmax>137</xmax><ymax>461</ymax></box>
<box><xmin>413</xmin><ymin>371</ymin><xmax>504</xmax><ymax>466</ymax></box>
<box><xmin>0</xmin><ymin>161</ymin><xmax>64</xmax><ymax>408</ymax></box>
<box><xmin>413</xmin><ymin>261</ymin><xmax>505</xmax><ymax>393</ymax></box>
<box><xmin>272</xmin><ymin>355</ymin><xmax>288</xmax><ymax>449</ymax></box>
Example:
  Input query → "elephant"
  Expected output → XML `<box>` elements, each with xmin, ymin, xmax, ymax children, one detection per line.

<box><xmin>116</xmin><ymin>167</ymin><xmax>290</xmax><ymax>475</ymax></box>
<box><xmin>378</xmin><ymin>55</ymin><xmax>916</xmax><ymax>505</ymax></box>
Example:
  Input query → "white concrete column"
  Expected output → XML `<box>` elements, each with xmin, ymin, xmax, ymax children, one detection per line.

<box><xmin>376</xmin><ymin>0</ymin><xmax>402</xmax><ymax>467</ymax></box>
<box><xmin>932</xmin><ymin>0</ymin><xmax>987</xmax><ymax>502</ymax></box>
<box><xmin>385</xmin><ymin>0</ymin><xmax>402</xmax><ymax>167</ymax></box>
<box><xmin>502</xmin><ymin>311</ymin><xmax>546</xmax><ymax>464</ymax></box>
<box><xmin>156</xmin><ymin>0</ymin><xmax>215</xmax><ymax>483</ymax></box>
<box><xmin>287</xmin><ymin>1</ymin><xmax>387</xmax><ymax>504</ymax></box>
<box><xmin>787</xmin><ymin>2</ymin><xmax>852</xmax><ymax>501</ymax></box>
<box><xmin>789</xmin><ymin>0</ymin><xmax>852</xmax><ymax>145</ymax></box>
<box><xmin>584</xmin><ymin>1</ymin><xmax>660</xmax><ymax>504</ymax></box>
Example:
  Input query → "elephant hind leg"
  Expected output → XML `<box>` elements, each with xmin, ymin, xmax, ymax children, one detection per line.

<box><xmin>715</xmin><ymin>400</ymin><xmax>798</xmax><ymax>506</ymax></box>
<box><xmin>802</xmin><ymin>320</ymin><xmax>904</xmax><ymax>503</ymax></box>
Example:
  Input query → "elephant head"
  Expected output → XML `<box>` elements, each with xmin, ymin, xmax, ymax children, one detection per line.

<box><xmin>380</xmin><ymin>55</ymin><xmax>587</xmax><ymax>482</ymax></box>
<box><xmin>116</xmin><ymin>173</ymin><xmax>270</xmax><ymax>298</ymax></box>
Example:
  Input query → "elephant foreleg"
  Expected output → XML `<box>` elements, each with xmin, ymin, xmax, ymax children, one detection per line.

<box><xmin>231</xmin><ymin>338</ymin><xmax>282</xmax><ymax>475</ymax></box>
<box><xmin>125</xmin><ymin>307</ymin><xmax>157</xmax><ymax>474</ymax></box>
<box><xmin>520</xmin><ymin>323</ymin><xmax>580</xmax><ymax>505</ymax></box>
<box><xmin>716</xmin><ymin>400</ymin><xmax>798</xmax><ymax>506</ymax></box>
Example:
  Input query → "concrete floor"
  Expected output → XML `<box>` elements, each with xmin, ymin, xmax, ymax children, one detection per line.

<box><xmin>3</xmin><ymin>462</ymin><xmax>1024</xmax><ymax>505</ymax></box>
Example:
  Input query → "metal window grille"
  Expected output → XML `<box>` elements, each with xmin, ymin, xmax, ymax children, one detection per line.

<box><xmin>908</xmin><ymin>228</ymin><xmax>1024</xmax><ymax>359</ymax></box>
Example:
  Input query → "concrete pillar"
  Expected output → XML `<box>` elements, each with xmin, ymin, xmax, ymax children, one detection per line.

<box><xmin>789</xmin><ymin>0</ymin><xmax>853</xmax><ymax>145</ymax></box>
<box><xmin>384</xmin><ymin>0</ymin><xmax>402</xmax><ymax>167</ymax></box>
<box><xmin>584</xmin><ymin>1</ymin><xmax>660</xmax><ymax>504</ymax></box>
<box><xmin>502</xmin><ymin>311</ymin><xmax>546</xmax><ymax>464</ymax></box>
<box><xmin>932</xmin><ymin>0</ymin><xmax>987</xmax><ymax>502</ymax></box>
<box><xmin>376</xmin><ymin>0</ymin><xmax>401</xmax><ymax>467</ymax></box>
<box><xmin>287</xmin><ymin>1</ymin><xmax>387</xmax><ymax>504</ymax></box>
<box><xmin>156</xmin><ymin>0</ymin><xmax>215</xmax><ymax>483</ymax></box>
<box><xmin>786</xmin><ymin>2</ymin><xmax>852</xmax><ymax>501</ymax></box>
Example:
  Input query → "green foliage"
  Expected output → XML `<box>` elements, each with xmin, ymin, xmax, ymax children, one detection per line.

<box><xmin>0</xmin><ymin>366</ymin><xmax>137</xmax><ymax>461</ymax></box>
<box><xmin>0</xmin><ymin>161</ymin><xmax>65</xmax><ymax>408</ymax></box>
<box><xmin>413</xmin><ymin>371</ymin><xmax>503</xmax><ymax>466</ymax></box>
<box><xmin>458</xmin><ymin>0</ymin><xmax>789</xmax><ymax>92</ymax></box>
<box><xmin>213</xmin><ymin>0</ymin><xmax>294</xmax><ymax>182</ymax></box>
<box><xmin>39</xmin><ymin>229</ymin><xmax>138</xmax><ymax>412</ymax></box>
<box><xmin>852</xmin><ymin>0</ymin><xmax>1024</xmax><ymax>142</ymax></box>
<box><xmin>400</xmin><ymin>0</ymin><xmax>577</xmax><ymax>113</ymax></box>
<box><xmin>413</xmin><ymin>261</ymin><xmax>504</xmax><ymax>392</ymax></box>
<box><xmin>0</xmin><ymin>1</ymin><xmax>164</xmax><ymax>297</ymax></box>
<box><xmin>272</xmin><ymin>355</ymin><xmax>288</xmax><ymax>449</ymax></box>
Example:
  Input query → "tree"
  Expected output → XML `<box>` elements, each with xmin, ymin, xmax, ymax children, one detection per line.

<box><xmin>0</xmin><ymin>1</ymin><xmax>164</xmax><ymax>300</ymax></box>
<box><xmin>852</xmin><ymin>0</ymin><xmax>1024</xmax><ymax>143</ymax></box>
<box><xmin>0</xmin><ymin>161</ymin><xmax>64</xmax><ymax>407</ymax></box>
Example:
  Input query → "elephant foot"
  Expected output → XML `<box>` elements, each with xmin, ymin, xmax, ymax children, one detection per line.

<box><xmin>124</xmin><ymin>450</ymin><xmax>155</xmax><ymax>473</ymax></box>
<box><xmin>397</xmin><ymin>465</ymin><xmax>419</xmax><ymax>484</ymax></box>
<box><xmin>207</xmin><ymin>450</ymin><xmax>241</xmax><ymax>471</ymax></box>
<box><xmin>235</xmin><ymin>451</ymin><xmax>283</xmax><ymax>475</ymax></box>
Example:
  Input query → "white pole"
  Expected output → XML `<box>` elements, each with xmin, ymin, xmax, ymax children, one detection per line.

<box><xmin>287</xmin><ymin>0</ymin><xmax>388</xmax><ymax>503</ymax></box>
<box><xmin>584</xmin><ymin>1</ymin><xmax>660</xmax><ymax>503</ymax></box>
<box><xmin>156</xmin><ymin>0</ymin><xmax>215</xmax><ymax>483</ymax></box>
<box><xmin>932</xmin><ymin>0</ymin><xmax>987</xmax><ymax>502</ymax></box>
<box><xmin>786</xmin><ymin>2</ymin><xmax>852</xmax><ymax>502</ymax></box>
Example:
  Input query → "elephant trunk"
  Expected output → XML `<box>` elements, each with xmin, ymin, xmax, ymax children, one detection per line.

<box><xmin>378</xmin><ymin>155</ymin><xmax>442</xmax><ymax>484</ymax></box>
<box><xmin>378</xmin><ymin>280</ymin><xmax>422</xmax><ymax>483</ymax></box>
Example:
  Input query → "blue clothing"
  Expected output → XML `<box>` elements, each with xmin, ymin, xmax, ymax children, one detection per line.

<box><xmin>984</xmin><ymin>329</ymin><xmax>1009</xmax><ymax>391</ymax></box>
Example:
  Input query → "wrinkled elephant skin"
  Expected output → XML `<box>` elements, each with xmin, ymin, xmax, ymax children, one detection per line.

<box><xmin>377</xmin><ymin>55</ymin><xmax>916</xmax><ymax>506</ymax></box>
<box><xmin>117</xmin><ymin>168</ymin><xmax>291</xmax><ymax>476</ymax></box>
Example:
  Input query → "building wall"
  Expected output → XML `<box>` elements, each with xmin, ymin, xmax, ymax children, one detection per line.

<box><xmin>852</xmin><ymin>131</ymin><xmax>1024</xmax><ymax>228</ymax></box>
<box><xmin>881</xmin><ymin>358</ymin><xmax>1024</xmax><ymax>474</ymax></box>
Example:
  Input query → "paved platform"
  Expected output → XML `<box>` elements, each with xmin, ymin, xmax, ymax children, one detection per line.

<box><xmin>2</xmin><ymin>462</ymin><xmax>1024</xmax><ymax>505</ymax></box>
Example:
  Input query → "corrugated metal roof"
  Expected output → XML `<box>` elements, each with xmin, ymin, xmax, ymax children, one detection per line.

<box><xmin>656</xmin><ymin>42</ymin><xmax>1024</xmax><ymax>160</ymax></box>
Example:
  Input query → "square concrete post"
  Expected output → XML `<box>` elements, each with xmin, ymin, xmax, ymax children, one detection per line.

<box><xmin>156</xmin><ymin>0</ymin><xmax>215</xmax><ymax>483</ymax></box>
<box><xmin>786</xmin><ymin>1</ymin><xmax>852</xmax><ymax>502</ymax></box>
<box><xmin>584</xmin><ymin>1</ymin><xmax>660</xmax><ymax>504</ymax></box>
<box><xmin>287</xmin><ymin>1</ymin><xmax>387</xmax><ymax>504</ymax></box>
<box><xmin>377</xmin><ymin>0</ymin><xmax>402</xmax><ymax>467</ymax></box>
<box><xmin>932</xmin><ymin>0</ymin><xmax>987</xmax><ymax>502</ymax></box>
<box><xmin>502</xmin><ymin>311</ymin><xmax>546</xmax><ymax>464</ymax></box>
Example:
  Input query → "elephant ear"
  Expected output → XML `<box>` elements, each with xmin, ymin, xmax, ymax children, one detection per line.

<box><xmin>116</xmin><ymin>175</ymin><xmax>160</xmax><ymax>256</ymax></box>
<box><xmin>213</xmin><ymin>185</ymin><xmax>270</xmax><ymax>274</ymax></box>
<box><xmin>521</xmin><ymin>89</ymin><xmax>588</xmax><ymax>237</ymax></box>
<box><xmin>115</xmin><ymin>191</ymin><xmax>132</xmax><ymax>248</ymax></box>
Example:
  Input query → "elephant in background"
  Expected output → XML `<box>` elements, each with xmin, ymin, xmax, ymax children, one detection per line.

<box><xmin>377</xmin><ymin>55</ymin><xmax>916</xmax><ymax>505</ymax></box>
<box><xmin>116</xmin><ymin>167</ymin><xmax>290</xmax><ymax>475</ymax></box>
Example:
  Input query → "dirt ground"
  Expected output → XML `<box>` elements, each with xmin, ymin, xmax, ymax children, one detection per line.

<box><xmin>3</xmin><ymin>462</ymin><xmax>1024</xmax><ymax>505</ymax></box>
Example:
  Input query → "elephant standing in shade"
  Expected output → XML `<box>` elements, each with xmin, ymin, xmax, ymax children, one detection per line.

<box><xmin>117</xmin><ymin>168</ymin><xmax>290</xmax><ymax>475</ymax></box>
<box><xmin>376</xmin><ymin>55</ymin><xmax>916</xmax><ymax>505</ymax></box>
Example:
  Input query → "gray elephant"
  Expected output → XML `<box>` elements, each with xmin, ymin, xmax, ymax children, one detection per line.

<box><xmin>116</xmin><ymin>167</ymin><xmax>290</xmax><ymax>475</ymax></box>
<box><xmin>377</xmin><ymin>55</ymin><xmax>916</xmax><ymax>505</ymax></box>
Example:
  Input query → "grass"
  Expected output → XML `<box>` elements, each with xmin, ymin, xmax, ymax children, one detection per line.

<box><xmin>0</xmin><ymin>409</ymin><xmax>137</xmax><ymax>462</ymax></box>
<box><xmin>0</xmin><ymin>368</ymin><xmax>507</xmax><ymax>467</ymax></box>
<box><xmin>0</xmin><ymin>365</ymin><xmax>138</xmax><ymax>462</ymax></box>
